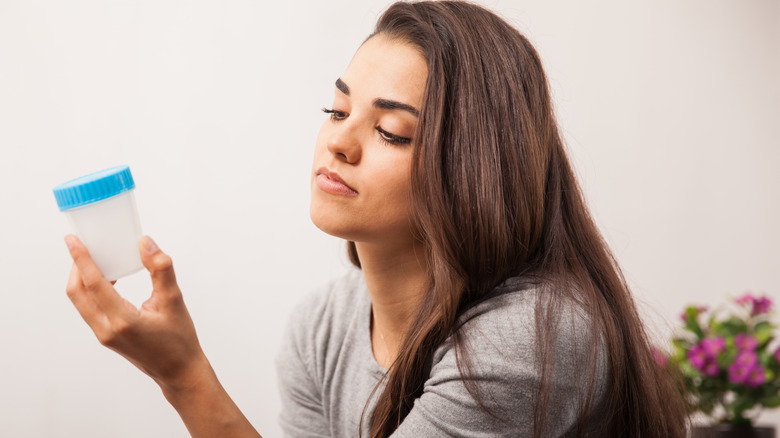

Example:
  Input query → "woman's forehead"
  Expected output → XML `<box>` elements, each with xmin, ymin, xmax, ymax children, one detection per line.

<box><xmin>339</xmin><ymin>34</ymin><xmax>427</xmax><ymax>108</ymax></box>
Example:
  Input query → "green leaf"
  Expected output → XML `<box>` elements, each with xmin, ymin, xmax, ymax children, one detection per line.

<box><xmin>754</xmin><ymin>321</ymin><xmax>774</xmax><ymax>347</ymax></box>
<box><xmin>729</xmin><ymin>397</ymin><xmax>757</xmax><ymax>418</ymax></box>
<box><xmin>712</xmin><ymin>317</ymin><xmax>748</xmax><ymax>337</ymax></box>
<box><xmin>684</xmin><ymin>307</ymin><xmax>705</xmax><ymax>338</ymax></box>
<box><xmin>758</xmin><ymin>350</ymin><xmax>772</xmax><ymax>367</ymax></box>
<box><xmin>719</xmin><ymin>348</ymin><xmax>737</xmax><ymax>367</ymax></box>
<box><xmin>672</xmin><ymin>338</ymin><xmax>692</xmax><ymax>351</ymax></box>
<box><xmin>679</xmin><ymin>361</ymin><xmax>701</xmax><ymax>379</ymax></box>
<box><xmin>762</xmin><ymin>395</ymin><xmax>780</xmax><ymax>408</ymax></box>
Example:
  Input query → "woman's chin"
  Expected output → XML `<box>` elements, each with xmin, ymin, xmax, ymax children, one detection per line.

<box><xmin>309</xmin><ymin>207</ymin><xmax>357</xmax><ymax>241</ymax></box>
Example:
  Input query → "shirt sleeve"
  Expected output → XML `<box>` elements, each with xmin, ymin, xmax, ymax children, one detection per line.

<box><xmin>390</xmin><ymin>291</ymin><xmax>602</xmax><ymax>438</ymax></box>
<box><xmin>275</xmin><ymin>294</ymin><xmax>331</xmax><ymax>438</ymax></box>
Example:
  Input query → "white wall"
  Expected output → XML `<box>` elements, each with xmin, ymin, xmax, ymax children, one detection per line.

<box><xmin>0</xmin><ymin>0</ymin><xmax>777</xmax><ymax>435</ymax></box>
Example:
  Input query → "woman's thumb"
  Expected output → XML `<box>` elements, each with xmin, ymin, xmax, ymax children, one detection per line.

<box><xmin>139</xmin><ymin>236</ymin><xmax>178</xmax><ymax>291</ymax></box>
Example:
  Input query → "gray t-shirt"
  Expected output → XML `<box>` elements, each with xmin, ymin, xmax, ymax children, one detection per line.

<box><xmin>276</xmin><ymin>269</ymin><xmax>607</xmax><ymax>437</ymax></box>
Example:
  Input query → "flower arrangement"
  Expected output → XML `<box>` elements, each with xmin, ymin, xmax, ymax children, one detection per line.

<box><xmin>663</xmin><ymin>293</ymin><xmax>780</xmax><ymax>425</ymax></box>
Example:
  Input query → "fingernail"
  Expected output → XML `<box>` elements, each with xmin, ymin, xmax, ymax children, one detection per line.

<box><xmin>144</xmin><ymin>236</ymin><xmax>159</xmax><ymax>254</ymax></box>
<box><xmin>64</xmin><ymin>235</ymin><xmax>75</xmax><ymax>251</ymax></box>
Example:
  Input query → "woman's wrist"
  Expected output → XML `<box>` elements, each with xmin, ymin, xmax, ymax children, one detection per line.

<box><xmin>156</xmin><ymin>351</ymin><xmax>214</xmax><ymax>397</ymax></box>
<box><xmin>158</xmin><ymin>355</ymin><xmax>262</xmax><ymax>438</ymax></box>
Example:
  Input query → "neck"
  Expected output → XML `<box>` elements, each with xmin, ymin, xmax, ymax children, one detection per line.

<box><xmin>355</xmin><ymin>239</ymin><xmax>428</xmax><ymax>368</ymax></box>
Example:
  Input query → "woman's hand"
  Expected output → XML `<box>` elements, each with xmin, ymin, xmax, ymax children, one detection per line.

<box><xmin>65</xmin><ymin>235</ymin><xmax>262</xmax><ymax>438</ymax></box>
<box><xmin>64</xmin><ymin>235</ymin><xmax>209</xmax><ymax>392</ymax></box>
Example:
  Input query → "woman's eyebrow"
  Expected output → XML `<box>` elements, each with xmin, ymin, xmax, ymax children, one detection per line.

<box><xmin>335</xmin><ymin>78</ymin><xmax>419</xmax><ymax>117</ymax></box>
<box><xmin>373</xmin><ymin>98</ymin><xmax>419</xmax><ymax>117</ymax></box>
<box><xmin>336</xmin><ymin>78</ymin><xmax>420</xmax><ymax>117</ymax></box>
<box><xmin>335</xmin><ymin>78</ymin><xmax>350</xmax><ymax>95</ymax></box>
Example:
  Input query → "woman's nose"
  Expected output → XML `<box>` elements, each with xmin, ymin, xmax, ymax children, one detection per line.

<box><xmin>326</xmin><ymin>121</ymin><xmax>362</xmax><ymax>164</ymax></box>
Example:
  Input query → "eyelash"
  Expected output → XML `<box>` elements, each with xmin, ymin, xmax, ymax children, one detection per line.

<box><xmin>321</xmin><ymin>107</ymin><xmax>347</xmax><ymax>121</ymax></box>
<box><xmin>321</xmin><ymin>107</ymin><xmax>412</xmax><ymax>146</ymax></box>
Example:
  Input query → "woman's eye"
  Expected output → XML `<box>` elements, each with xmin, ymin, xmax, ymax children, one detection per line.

<box><xmin>321</xmin><ymin>107</ymin><xmax>347</xmax><ymax>121</ymax></box>
<box><xmin>376</xmin><ymin>126</ymin><xmax>411</xmax><ymax>146</ymax></box>
<box><xmin>321</xmin><ymin>107</ymin><xmax>411</xmax><ymax>145</ymax></box>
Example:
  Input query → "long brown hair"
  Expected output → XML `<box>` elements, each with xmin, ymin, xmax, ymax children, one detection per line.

<box><xmin>349</xmin><ymin>1</ymin><xmax>687</xmax><ymax>436</ymax></box>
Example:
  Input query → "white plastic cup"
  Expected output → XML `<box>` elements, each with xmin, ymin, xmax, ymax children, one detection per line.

<box><xmin>53</xmin><ymin>165</ymin><xmax>144</xmax><ymax>281</ymax></box>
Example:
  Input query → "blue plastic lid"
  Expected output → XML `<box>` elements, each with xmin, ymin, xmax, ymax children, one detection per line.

<box><xmin>53</xmin><ymin>165</ymin><xmax>136</xmax><ymax>211</ymax></box>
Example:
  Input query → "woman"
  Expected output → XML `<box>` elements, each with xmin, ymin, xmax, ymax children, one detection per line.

<box><xmin>64</xmin><ymin>1</ymin><xmax>688</xmax><ymax>437</ymax></box>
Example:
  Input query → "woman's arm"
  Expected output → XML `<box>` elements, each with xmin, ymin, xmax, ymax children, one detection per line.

<box><xmin>65</xmin><ymin>234</ymin><xmax>262</xmax><ymax>438</ymax></box>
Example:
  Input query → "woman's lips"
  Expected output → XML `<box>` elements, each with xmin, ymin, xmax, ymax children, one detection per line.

<box><xmin>315</xmin><ymin>168</ymin><xmax>358</xmax><ymax>197</ymax></box>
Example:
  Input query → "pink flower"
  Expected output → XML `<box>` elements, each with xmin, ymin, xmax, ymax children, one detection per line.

<box><xmin>687</xmin><ymin>339</ymin><xmax>724</xmax><ymax>376</ymax></box>
<box><xmin>728</xmin><ymin>351</ymin><xmax>758</xmax><ymax>384</ymax></box>
<box><xmin>752</xmin><ymin>296</ymin><xmax>772</xmax><ymax>315</ymax></box>
<box><xmin>702</xmin><ymin>360</ymin><xmax>720</xmax><ymax>377</ymax></box>
<box><xmin>733</xmin><ymin>350</ymin><xmax>758</xmax><ymax>368</ymax></box>
<box><xmin>700</xmin><ymin>337</ymin><xmax>726</xmax><ymax>355</ymax></box>
<box><xmin>687</xmin><ymin>344</ymin><xmax>708</xmax><ymax>370</ymax></box>
<box><xmin>745</xmin><ymin>365</ymin><xmax>767</xmax><ymax>387</ymax></box>
<box><xmin>736</xmin><ymin>293</ymin><xmax>754</xmax><ymax>305</ymax></box>
<box><xmin>651</xmin><ymin>347</ymin><xmax>669</xmax><ymax>367</ymax></box>
<box><xmin>729</xmin><ymin>361</ymin><xmax>750</xmax><ymax>384</ymax></box>
<box><xmin>734</xmin><ymin>334</ymin><xmax>758</xmax><ymax>351</ymax></box>
<box><xmin>735</xmin><ymin>293</ymin><xmax>773</xmax><ymax>315</ymax></box>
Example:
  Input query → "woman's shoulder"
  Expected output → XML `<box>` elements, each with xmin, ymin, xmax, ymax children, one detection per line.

<box><xmin>284</xmin><ymin>268</ymin><xmax>367</xmax><ymax>342</ymax></box>
<box><xmin>453</xmin><ymin>277</ymin><xmax>596</xmax><ymax>348</ymax></box>
<box><xmin>396</xmin><ymin>278</ymin><xmax>608</xmax><ymax>436</ymax></box>
<box><xmin>446</xmin><ymin>276</ymin><xmax>606</xmax><ymax>394</ymax></box>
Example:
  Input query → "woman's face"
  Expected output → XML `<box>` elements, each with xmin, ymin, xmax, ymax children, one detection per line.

<box><xmin>310</xmin><ymin>34</ymin><xmax>427</xmax><ymax>248</ymax></box>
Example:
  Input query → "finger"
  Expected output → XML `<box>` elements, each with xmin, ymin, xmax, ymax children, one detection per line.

<box><xmin>65</xmin><ymin>262</ymin><xmax>110</xmax><ymax>332</ymax></box>
<box><xmin>139</xmin><ymin>236</ymin><xmax>179</xmax><ymax>295</ymax></box>
<box><xmin>65</xmin><ymin>234</ymin><xmax>128</xmax><ymax>316</ymax></box>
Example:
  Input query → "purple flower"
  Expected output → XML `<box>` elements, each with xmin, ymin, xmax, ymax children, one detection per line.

<box><xmin>687</xmin><ymin>340</ymin><xmax>723</xmax><ymax>376</ymax></box>
<box><xmin>733</xmin><ymin>350</ymin><xmax>758</xmax><ymax>368</ymax></box>
<box><xmin>651</xmin><ymin>347</ymin><xmax>669</xmax><ymax>367</ymax></box>
<box><xmin>700</xmin><ymin>337</ymin><xmax>726</xmax><ymax>355</ymax></box>
<box><xmin>729</xmin><ymin>361</ymin><xmax>766</xmax><ymax>387</ymax></box>
<box><xmin>729</xmin><ymin>361</ymin><xmax>750</xmax><ymax>384</ymax></box>
<box><xmin>686</xmin><ymin>338</ymin><xmax>725</xmax><ymax>368</ymax></box>
<box><xmin>701</xmin><ymin>360</ymin><xmax>720</xmax><ymax>377</ymax></box>
<box><xmin>736</xmin><ymin>293</ymin><xmax>754</xmax><ymax>306</ymax></box>
<box><xmin>745</xmin><ymin>365</ymin><xmax>767</xmax><ymax>387</ymax></box>
<box><xmin>735</xmin><ymin>292</ymin><xmax>773</xmax><ymax>315</ymax></box>
<box><xmin>687</xmin><ymin>344</ymin><xmax>708</xmax><ymax>370</ymax></box>
<box><xmin>752</xmin><ymin>296</ymin><xmax>772</xmax><ymax>315</ymax></box>
<box><xmin>729</xmin><ymin>350</ymin><xmax>763</xmax><ymax>385</ymax></box>
<box><xmin>774</xmin><ymin>347</ymin><xmax>780</xmax><ymax>364</ymax></box>
<box><xmin>734</xmin><ymin>334</ymin><xmax>758</xmax><ymax>351</ymax></box>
